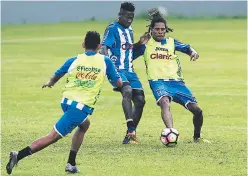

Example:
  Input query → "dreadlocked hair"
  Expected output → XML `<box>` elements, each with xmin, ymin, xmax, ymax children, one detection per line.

<box><xmin>147</xmin><ymin>17</ymin><xmax>173</xmax><ymax>33</ymax></box>
<box><xmin>120</xmin><ymin>2</ymin><xmax>135</xmax><ymax>12</ymax></box>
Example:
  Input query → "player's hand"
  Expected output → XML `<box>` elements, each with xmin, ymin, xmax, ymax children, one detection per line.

<box><xmin>42</xmin><ymin>82</ymin><xmax>53</xmax><ymax>88</ymax></box>
<box><xmin>190</xmin><ymin>48</ymin><xmax>199</xmax><ymax>61</ymax></box>
<box><xmin>139</xmin><ymin>32</ymin><xmax>151</xmax><ymax>45</ymax></box>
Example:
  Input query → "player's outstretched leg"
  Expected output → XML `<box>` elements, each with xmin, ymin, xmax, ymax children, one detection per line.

<box><xmin>187</xmin><ymin>103</ymin><xmax>203</xmax><ymax>140</ymax></box>
<box><xmin>6</xmin><ymin>128</ymin><xmax>61</xmax><ymax>175</ymax></box>
<box><xmin>158</xmin><ymin>96</ymin><xmax>173</xmax><ymax>128</ymax></box>
<box><xmin>187</xmin><ymin>103</ymin><xmax>210</xmax><ymax>143</ymax></box>
<box><xmin>65</xmin><ymin>119</ymin><xmax>90</xmax><ymax>174</ymax></box>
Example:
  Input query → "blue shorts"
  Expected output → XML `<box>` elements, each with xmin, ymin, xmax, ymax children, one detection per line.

<box><xmin>149</xmin><ymin>80</ymin><xmax>197</xmax><ymax>108</ymax></box>
<box><xmin>54</xmin><ymin>97</ymin><xmax>94</xmax><ymax>137</ymax></box>
<box><xmin>110</xmin><ymin>70</ymin><xmax>143</xmax><ymax>89</ymax></box>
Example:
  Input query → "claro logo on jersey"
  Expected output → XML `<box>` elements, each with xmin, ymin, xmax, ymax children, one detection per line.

<box><xmin>121</xmin><ymin>43</ymin><xmax>133</xmax><ymax>50</ymax></box>
<box><xmin>151</xmin><ymin>47</ymin><xmax>172</xmax><ymax>60</ymax></box>
<box><xmin>150</xmin><ymin>53</ymin><xmax>172</xmax><ymax>60</ymax></box>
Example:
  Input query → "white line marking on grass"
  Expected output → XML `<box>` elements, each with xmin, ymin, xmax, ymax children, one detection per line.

<box><xmin>176</xmin><ymin>125</ymin><xmax>246</xmax><ymax>131</ymax></box>
<box><xmin>2</xmin><ymin>36</ymin><xmax>83</xmax><ymax>44</ymax></box>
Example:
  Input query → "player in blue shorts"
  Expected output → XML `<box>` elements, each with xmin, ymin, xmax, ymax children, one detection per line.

<box><xmin>134</xmin><ymin>14</ymin><xmax>209</xmax><ymax>143</ymax></box>
<box><xmin>100</xmin><ymin>2</ymin><xmax>150</xmax><ymax>144</ymax></box>
<box><xmin>6</xmin><ymin>31</ymin><xmax>122</xmax><ymax>175</ymax></box>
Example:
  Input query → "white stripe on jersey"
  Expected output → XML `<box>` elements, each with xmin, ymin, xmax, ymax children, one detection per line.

<box><xmin>107</xmin><ymin>48</ymin><xmax>112</xmax><ymax>57</ymax></box>
<box><xmin>67</xmin><ymin>57</ymin><xmax>77</xmax><ymax>73</ymax></box>
<box><xmin>125</xmin><ymin>28</ymin><xmax>133</xmax><ymax>72</ymax></box>
<box><xmin>117</xmin><ymin>28</ymin><xmax>126</xmax><ymax>70</ymax></box>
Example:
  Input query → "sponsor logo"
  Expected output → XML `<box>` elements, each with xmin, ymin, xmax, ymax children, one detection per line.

<box><xmin>77</xmin><ymin>66</ymin><xmax>101</xmax><ymax>73</ymax></box>
<box><xmin>155</xmin><ymin>47</ymin><xmax>168</xmax><ymax>52</ymax></box>
<box><xmin>121</xmin><ymin>43</ymin><xmax>133</xmax><ymax>50</ymax></box>
<box><xmin>73</xmin><ymin>66</ymin><xmax>102</xmax><ymax>88</ymax></box>
<box><xmin>150</xmin><ymin>53</ymin><xmax>172</xmax><ymax>60</ymax></box>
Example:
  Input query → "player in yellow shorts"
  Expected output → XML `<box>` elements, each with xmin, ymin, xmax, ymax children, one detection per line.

<box><xmin>6</xmin><ymin>31</ymin><xmax>122</xmax><ymax>175</ymax></box>
<box><xmin>133</xmin><ymin>16</ymin><xmax>208</xmax><ymax>143</ymax></box>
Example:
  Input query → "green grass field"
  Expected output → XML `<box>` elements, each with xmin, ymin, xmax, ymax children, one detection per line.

<box><xmin>2</xmin><ymin>19</ymin><xmax>247</xmax><ymax>176</ymax></box>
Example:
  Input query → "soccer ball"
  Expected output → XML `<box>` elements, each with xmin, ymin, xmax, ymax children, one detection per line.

<box><xmin>160</xmin><ymin>128</ymin><xmax>179</xmax><ymax>147</ymax></box>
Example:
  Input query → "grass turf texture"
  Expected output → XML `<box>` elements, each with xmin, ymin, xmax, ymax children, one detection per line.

<box><xmin>2</xmin><ymin>19</ymin><xmax>246</xmax><ymax>176</ymax></box>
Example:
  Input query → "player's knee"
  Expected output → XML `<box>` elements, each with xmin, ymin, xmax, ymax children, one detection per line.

<box><xmin>194</xmin><ymin>108</ymin><xmax>203</xmax><ymax>117</ymax></box>
<box><xmin>159</xmin><ymin>97</ymin><xmax>170</xmax><ymax>109</ymax></box>
<box><xmin>133</xmin><ymin>90</ymin><xmax>146</xmax><ymax>107</ymax></box>
<box><xmin>79</xmin><ymin>119</ymin><xmax>90</xmax><ymax>133</ymax></box>
<box><xmin>50</xmin><ymin>129</ymin><xmax>62</xmax><ymax>141</ymax></box>
<box><xmin>121</xmin><ymin>85</ymin><xmax>132</xmax><ymax>100</ymax></box>
<box><xmin>134</xmin><ymin>95</ymin><xmax>146</xmax><ymax>108</ymax></box>
<box><xmin>188</xmin><ymin>103</ymin><xmax>202</xmax><ymax>116</ymax></box>
<box><xmin>138</xmin><ymin>95</ymin><xmax>146</xmax><ymax>106</ymax></box>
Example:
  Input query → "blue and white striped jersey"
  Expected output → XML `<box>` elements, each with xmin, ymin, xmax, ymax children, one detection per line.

<box><xmin>102</xmin><ymin>22</ymin><xmax>135</xmax><ymax>72</ymax></box>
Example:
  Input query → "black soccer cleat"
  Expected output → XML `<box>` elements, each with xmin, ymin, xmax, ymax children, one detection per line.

<box><xmin>122</xmin><ymin>131</ymin><xmax>138</xmax><ymax>144</ymax></box>
<box><xmin>6</xmin><ymin>151</ymin><xmax>18</xmax><ymax>175</ymax></box>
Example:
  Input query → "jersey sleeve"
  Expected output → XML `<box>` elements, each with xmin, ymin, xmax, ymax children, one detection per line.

<box><xmin>104</xmin><ymin>56</ymin><xmax>120</xmax><ymax>82</ymax></box>
<box><xmin>102</xmin><ymin>25</ymin><xmax>116</xmax><ymax>48</ymax></box>
<box><xmin>174</xmin><ymin>39</ymin><xmax>191</xmax><ymax>55</ymax></box>
<box><xmin>54</xmin><ymin>57</ymin><xmax>77</xmax><ymax>76</ymax></box>
<box><xmin>133</xmin><ymin>45</ymin><xmax>146</xmax><ymax>60</ymax></box>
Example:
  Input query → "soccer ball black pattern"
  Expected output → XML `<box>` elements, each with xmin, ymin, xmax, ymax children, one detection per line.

<box><xmin>160</xmin><ymin>128</ymin><xmax>179</xmax><ymax>147</ymax></box>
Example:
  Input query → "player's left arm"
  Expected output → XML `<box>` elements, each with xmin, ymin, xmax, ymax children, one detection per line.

<box><xmin>174</xmin><ymin>39</ymin><xmax>199</xmax><ymax>61</ymax></box>
<box><xmin>42</xmin><ymin>57</ymin><xmax>76</xmax><ymax>88</ymax></box>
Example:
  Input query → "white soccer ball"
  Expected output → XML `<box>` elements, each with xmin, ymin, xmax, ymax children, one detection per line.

<box><xmin>160</xmin><ymin>128</ymin><xmax>179</xmax><ymax>147</ymax></box>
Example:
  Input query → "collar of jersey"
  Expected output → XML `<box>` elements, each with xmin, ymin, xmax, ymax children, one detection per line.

<box><xmin>116</xmin><ymin>22</ymin><xmax>125</xmax><ymax>29</ymax></box>
<box><xmin>85</xmin><ymin>51</ymin><xmax>97</xmax><ymax>56</ymax></box>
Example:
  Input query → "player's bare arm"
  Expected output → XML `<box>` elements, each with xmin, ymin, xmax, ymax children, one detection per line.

<box><xmin>42</xmin><ymin>73</ymin><xmax>65</xmax><ymax>88</ymax></box>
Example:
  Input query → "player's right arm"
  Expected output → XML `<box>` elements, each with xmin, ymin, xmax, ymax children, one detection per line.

<box><xmin>42</xmin><ymin>57</ymin><xmax>76</xmax><ymax>88</ymax></box>
<box><xmin>104</xmin><ymin>56</ymin><xmax>123</xmax><ymax>88</ymax></box>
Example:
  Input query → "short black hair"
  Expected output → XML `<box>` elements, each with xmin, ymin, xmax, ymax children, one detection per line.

<box><xmin>120</xmin><ymin>2</ymin><xmax>135</xmax><ymax>12</ymax></box>
<box><xmin>150</xmin><ymin>17</ymin><xmax>173</xmax><ymax>32</ymax></box>
<box><xmin>84</xmin><ymin>31</ymin><xmax>100</xmax><ymax>50</ymax></box>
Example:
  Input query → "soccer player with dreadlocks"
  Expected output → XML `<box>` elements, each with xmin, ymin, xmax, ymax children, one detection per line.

<box><xmin>134</xmin><ymin>11</ymin><xmax>209</xmax><ymax>143</ymax></box>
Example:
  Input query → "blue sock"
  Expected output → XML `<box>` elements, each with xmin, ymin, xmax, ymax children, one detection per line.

<box><xmin>128</xmin><ymin>126</ymin><xmax>136</xmax><ymax>133</ymax></box>
<box><xmin>127</xmin><ymin>120</ymin><xmax>136</xmax><ymax>133</ymax></box>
